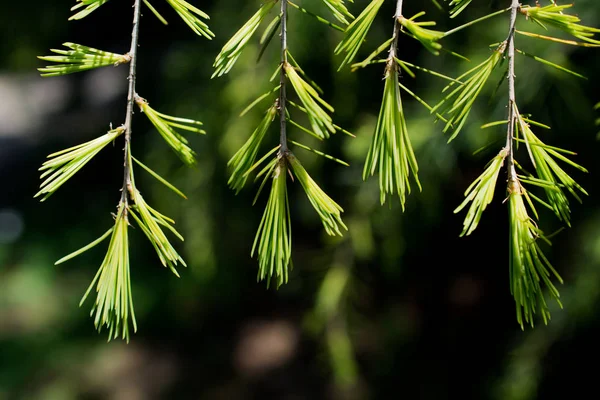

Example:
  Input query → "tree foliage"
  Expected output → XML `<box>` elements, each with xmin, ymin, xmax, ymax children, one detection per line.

<box><xmin>36</xmin><ymin>0</ymin><xmax>600</xmax><ymax>341</ymax></box>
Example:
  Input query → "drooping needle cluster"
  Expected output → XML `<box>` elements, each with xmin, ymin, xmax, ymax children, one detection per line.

<box><xmin>213</xmin><ymin>0</ymin><xmax>352</xmax><ymax>287</ymax></box>
<box><xmin>37</xmin><ymin>0</ymin><xmax>213</xmax><ymax>341</ymax></box>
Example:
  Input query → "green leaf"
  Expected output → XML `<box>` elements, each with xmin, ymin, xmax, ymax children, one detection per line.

<box><xmin>132</xmin><ymin>156</ymin><xmax>187</xmax><ymax>199</ymax></box>
<box><xmin>320</xmin><ymin>0</ymin><xmax>355</xmax><ymax>25</ymax></box>
<box><xmin>243</xmin><ymin>145</ymin><xmax>281</xmax><ymax>182</ymax></box>
<box><xmin>286</xmin><ymin>52</ymin><xmax>325</xmax><ymax>95</ymax></box>
<box><xmin>363</xmin><ymin>67</ymin><xmax>421</xmax><ymax>208</ymax></box>
<box><xmin>516</xmin><ymin>48</ymin><xmax>587</xmax><ymax>79</ymax></box>
<box><xmin>285</xmin><ymin>62</ymin><xmax>335</xmax><ymax>139</ymax></box>
<box><xmin>454</xmin><ymin>149</ymin><xmax>507</xmax><ymax>236</ymax></box>
<box><xmin>228</xmin><ymin>105</ymin><xmax>278</xmax><ymax>193</ymax></box>
<box><xmin>334</xmin><ymin>0</ymin><xmax>384</xmax><ymax>71</ymax></box>
<box><xmin>288</xmin><ymin>154</ymin><xmax>347</xmax><ymax>236</ymax></box>
<box><xmin>480</xmin><ymin>120</ymin><xmax>508</xmax><ymax>129</ymax></box>
<box><xmin>136</xmin><ymin>96</ymin><xmax>205</xmax><ymax>166</ymax></box>
<box><xmin>165</xmin><ymin>0</ymin><xmax>214</xmax><ymax>39</ymax></box>
<box><xmin>212</xmin><ymin>1</ymin><xmax>276</xmax><ymax>77</ymax></box>
<box><xmin>287</xmin><ymin>118</ymin><xmax>323</xmax><ymax>140</ymax></box>
<box><xmin>398</xmin><ymin>82</ymin><xmax>449</xmax><ymax>123</ymax></box>
<box><xmin>287</xmin><ymin>1</ymin><xmax>345</xmax><ymax>32</ymax></box>
<box><xmin>257</xmin><ymin>12</ymin><xmax>282</xmax><ymax>63</ymax></box>
<box><xmin>515</xmin><ymin>107</ymin><xmax>587</xmax><ymax>226</ymax></box>
<box><xmin>516</xmin><ymin>30</ymin><xmax>600</xmax><ymax>47</ymax></box>
<box><xmin>520</xmin><ymin>4</ymin><xmax>600</xmax><ymax>45</ymax></box>
<box><xmin>445</xmin><ymin>0</ymin><xmax>473</xmax><ymax>18</ymax></box>
<box><xmin>443</xmin><ymin>8</ymin><xmax>512</xmax><ymax>36</ymax></box>
<box><xmin>80</xmin><ymin>204</ymin><xmax>137</xmax><ymax>342</ymax></box>
<box><xmin>55</xmin><ymin>228</ymin><xmax>114</xmax><ymax>265</ymax></box>
<box><xmin>69</xmin><ymin>0</ymin><xmax>111</xmax><ymax>20</ymax></box>
<box><xmin>240</xmin><ymin>85</ymin><xmax>280</xmax><ymax>117</ymax></box>
<box><xmin>252</xmin><ymin>160</ymin><xmax>292</xmax><ymax>288</ymax></box>
<box><xmin>350</xmin><ymin>38</ymin><xmax>393</xmax><ymax>71</ymax></box>
<box><xmin>289</xmin><ymin>140</ymin><xmax>349</xmax><ymax>167</ymax></box>
<box><xmin>143</xmin><ymin>0</ymin><xmax>168</xmax><ymax>25</ymax></box>
<box><xmin>130</xmin><ymin>188</ymin><xmax>186</xmax><ymax>277</ymax></box>
<box><xmin>432</xmin><ymin>44</ymin><xmax>505</xmax><ymax>141</ymax></box>
<box><xmin>35</xmin><ymin>127</ymin><xmax>125</xmax><ymax>201</ymax></box>
<box><xmin>508</xmin><ymin>188</ymin><xmax>563</xmax><ymax>329</ymax></box>
<box><xmin>398</xmin><ymin>13</ymin><xmax>444</xmax><ymax>55</ymax></box>
<box><xmin>288</xmin><ymin>100</ymin><xmax>355</xmax><ymax>137</ymax></box>
<box><xmin>395</xmin><ymin>58</ymin><xmax>463</xmax><ymax>83</ymax></box>
<box><xmin>38</xmin><ymin>42</ymin><xmax>129</xmax><ymax>77</ymax></box>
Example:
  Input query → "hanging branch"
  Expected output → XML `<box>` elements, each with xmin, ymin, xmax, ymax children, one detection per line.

<box><xmin>344</xmin><ymin>0</ymin><xmax>505</xmax><ymax>206</ymax></box>
<box><xmin>345</xmin><ymin>0</ymin><xmax>452</xmax><ymax>206</ymax></box>
<box><xmin>451</xmin><ymin>0</ymin><xmax>595</xmax><ymax>327</ymax></box>
<box><xmin>363</xmin><ymin>0</ymin><xmax>422</xmax><ymax>207</ymax></box>
<box><xmin>214</xmin><ymin>0</ymin><xmax>350</xmax><ymax>286</ymax></box>
<box><xmin>505</xmin><ymin>0</ymin><xmax>518</xmax><ymax>192</ymax></box>
<box><xmin>37</xmin><ymin>0</ymin><xmax>211</xmax><ymax>341</ymax></box>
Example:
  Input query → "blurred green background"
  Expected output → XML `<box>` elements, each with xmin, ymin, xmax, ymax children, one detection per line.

<box><xmin>1</xmin><ymin>0</ymin><xmax>600</xmax><ymax>399</ymax></box>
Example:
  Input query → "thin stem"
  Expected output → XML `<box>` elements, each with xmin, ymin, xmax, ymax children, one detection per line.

<box><xmin>505</xmin><ymin>0</ymin><xmax>519</xmax><ymax>189</ymax></box>
<box><xmin>388</xmin><ymin>0</ymin><xmax>404</xmax><ymax>61</ymax></box>
<box><xmin>279</xmin><ymin>0</ymin><xmax>289</xmax><ymax>154</ymax></box>
<box><xmin>121</xmin><ymin>0</ymin><xmax>143</xmax><ymax>206</ymax></box>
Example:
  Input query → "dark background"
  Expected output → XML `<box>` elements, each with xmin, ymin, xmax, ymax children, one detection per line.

<box><xmin>1</xmin><ymin>1</ymin><xmax>600</xmax><ymax>399</ymax></box>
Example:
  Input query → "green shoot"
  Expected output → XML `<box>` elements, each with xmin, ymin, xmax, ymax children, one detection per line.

<box><xmin>132</xmin><ymin>157</ymin><xmax>188</xmax><ymax>199</ymax></box>
<box><xmin>320</xmin><ymin>0</ymin><xmax>355</xmax><ymax>25</ymax></box>
<box><xmin>288</xmin><ymin>154</ymin><xmax>347</xmax><ymax>236</ymax></box>
<box><xmin>287</xmin><ymin>1</ymin><xmax>345</xmax><ymax>32</ymax></box>
<box><xmin>129</xmin><ymin>189</ymin><xmax>186</xmax><ymax>277</ymax></box>
<box><xmin>70</xmin><ymin>0</ymin><xmax>111</xmax><ymax>21</ymax></box>
<box><xmin>432</xmin><ymin>44</ymin><xmax>505</xmax><ymax>141</ymax></box>
<box><xmin>508</xmin><ymin>186</ymin><xmax>563</xmax><ymax>329</ymax></box>
<box><xmin>136</xmin><ymin>96</ymin><xmax>205</xmax><ymax>166</ymax></box>
<box><xmin>38</xmin><ymin>43</ymin><xmax>129</xmax><ymax>77</ymax></box>
<box><xmin>165</xmin><ymin>0</ymin><xmax>214</xmax><ymax>39</ymax></box>
<box><xmin>228</xmin><ymin>104</ymin><xmax>278</xmax><ymax>193</ymax></box>
<box><xmin>285</xmin><ymin>62</ymin><xmax>335</xmax><ymax>139</ymax></box>
<box><xmin>455</xmin><ymin>148</ymin><xmax>507</xmax><ymax>236</ymax></box>
<box><xmin>398</xmin><ymin>13</ymin><xmax>444</xmax><ymax>55</ymax></box>
<box><xmin>212</xmin><ymin>1</ymin><xmax>277</xmax><ymax>78</ymax></box>
<box><xmin>143</xmin><ymin>0</ymin><xmax>169</xmax><ymax>25</ymax></box>
<box><xmin>516</xmin><ymin>48</ymin><xmax>586</xmax><ymax>79</ymax></box>
<box><xmin>520</xmin><ymin>4</ymin><xmax>600</xmax><ymax>45</ymax></box>
<box><xmin>364</xmin><ymin>65</ymin><xmax>420</xmax><ymax>208</ymax></box>
<box><xmin>288</xmin><ymin>140</ymin><xmax>349</xmax><ymax>167</ymax></box>
<box><xmin>445</xmin><ymin>0</ymin><xmax>473</xmax><ymax>18</ymax></box>
<box><xmin>515</xmin><ymin>108</ymin><xmax>587</xmax><ymax>225</ymax></box>
<box><xmin>334</xmin><ymin>0</ymin><xmax>384</xmax><ymax>70</ymax></box>
<box><xmin>36</xmin><ymin>127</ymin><xmax>125</xmax><ymax>201</ymax></box>
<box><xmin>80</xmin><ymin>204</ymin><xmax>137</xmax><ymax>342</ymax></box>
<box><xmin>252</xmin><ymin>159</ymin><xmax>292</xmax><ymax>288</ymax></box>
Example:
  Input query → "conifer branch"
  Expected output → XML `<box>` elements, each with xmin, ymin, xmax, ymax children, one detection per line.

<box><xmin>120</xmin><ymin>0</ymin><xmax>143</xmax><ymax>208</ymax></box>
<box><xmin>39</xmin><ymin>0</ymin><xmax>213</xmax><ymax>341</ymax></box>
<box><xmin>505</xmin><ymin>0</ymin><xmax>519</xmax><ymax>188</ymax></box>
<box><xmin>279</xmin><ymin>0</ymin><xmax>289</xmax><ymax>154</ymax></box>
<box><xmin>362</xmin><ymin>0</ymin><xmax>423</xmax><ymax>206</ymax></box>
<box><xmin>220</xmin><ymin>1</ymin><xmax>349</xmax><ymax>286</ymax></box>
